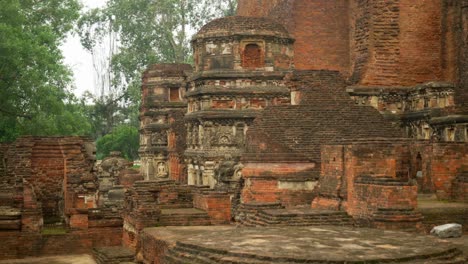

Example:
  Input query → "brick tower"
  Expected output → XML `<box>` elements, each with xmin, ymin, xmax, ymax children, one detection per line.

<box><xmin>139</xmin><ymin>64</ymin><xmax>192</xmax><ymax>181</ymax></box>
<box><xmin>185</xmin><ymin>16</ymin><xmax>295</xmax><ymax>188</ymax></box>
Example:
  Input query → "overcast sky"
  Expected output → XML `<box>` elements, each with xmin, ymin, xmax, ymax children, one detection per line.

<box><xmin>60</xmin><ymin>0</ymin><xmax>107</xmax><ymax>97</ymax></box>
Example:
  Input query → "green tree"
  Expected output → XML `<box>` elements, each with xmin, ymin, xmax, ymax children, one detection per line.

<box><xmin>78</xmin><ymin>0</ymin><xmax>236</xmax><ymax>158</ymax></box>
<box><xmin>0</xmin><ymin>0</ymin><xmax>87</xmax><ymax>141</ymax></box>
<box><xmin>95</xmin><ymin>124</ymin><xmax>139</xmax><ymax>160</ymax></box>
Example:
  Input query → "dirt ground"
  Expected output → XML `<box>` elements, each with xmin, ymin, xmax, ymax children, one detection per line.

<box><xmin>0</xmin><ymin>254</ymin><xmax>96</xmax><ymax>264</ymax></box>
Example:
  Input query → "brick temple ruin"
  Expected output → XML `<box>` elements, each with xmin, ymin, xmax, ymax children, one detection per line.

<box><xmin>1</xmin><ymin>0</ymin><xmax>467</xmax><ymax>263</ymax></box>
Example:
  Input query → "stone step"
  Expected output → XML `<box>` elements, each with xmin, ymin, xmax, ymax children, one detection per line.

<box><xmin>164</xmin><ymin>241</ymin><xmax>466</xmax><ymax>264</ymax></box>
<box><xmin>166</xmin><ymin>243</ymin><xmax>277</xmax><ymax>264</ymax></box>
<box><xmin>409</xmin><ymin>248</ymin><xmax>466</xmax><ymax>264</ymax></box>
<box><xmin>241</xmin><ymin>208</ymin><xmax>355</xmax><ymax>227</ymax></box>
<box><xmin>165</xmin><ymin>247</ymin><xmax>218</xmax><ymax>264</ymax></box>
<box><xmin>159</xmin><ymin>202</ymin><xmax>194</xmax><ymax>209</ymax></box>
<box><xmin>236</xmin><ymin>202</ymin><xmax>285</xmax><ymax>226</ymax></box>
<box><xmin>93</xmin><ymin>246</ymin><xmax>135</xmax><ymax>264</ymax></box>
<box><xmin>159</xmin><ymin>208</ymin><xmax>211</xmax><ymax>226</ymax></box>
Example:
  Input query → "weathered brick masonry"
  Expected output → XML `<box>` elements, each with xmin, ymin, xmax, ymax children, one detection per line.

<box><xmin>238</xmin><ymin>0</ymin><xmax>465</xmax><ymax>87</ymax></box>
<box><xmin>0</xmin><ymin>137</ymin><xmax>124</xmax><ymax>259</ymax></box>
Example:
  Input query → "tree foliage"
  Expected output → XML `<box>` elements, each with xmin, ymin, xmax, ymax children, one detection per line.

<box><xmin>78</xmin><ymin>0</ymin><xmax>237</xmax><ymax>88</ymax></box>
<box><xmin>77</xmin><ymin>0</ymin><xmax>236</xmax><ymax>159</ymax></box>
<box><xmin>95</xmin><ymin>124</ymin><xmax>139</xmax><ymax>160</ymax></box>
<box><xmin>0</xmin><ymin>0</ymin><xmax>88</xmax><ymax>142</ymax></box>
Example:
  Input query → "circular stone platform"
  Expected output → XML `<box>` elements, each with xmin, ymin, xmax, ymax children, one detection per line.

<box><xmin>144</xmin><ymin>226</ymin><xmax>466</xmax><ymax>263</ymax></box>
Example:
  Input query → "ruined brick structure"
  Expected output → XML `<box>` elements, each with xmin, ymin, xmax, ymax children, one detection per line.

<box><xmin>0</xmin><ymin>137</ymin><xmax>124</xmax><ymax>259</ymax></box>
<box><xmin>1</xmin><ymin>1</ymin><xmax>468</xmax><ymax>262</ymax></box>
<box><xmin>132</xmin><ymin>0</ymin><xmax>467</xmax><ymax>234</ymax></box>
<box><xmin>139</xmin><ymin>64</ymin><xmax>192</xmax><ymax>182</ymax></box>
<box><xmin>185</xmin><ymin>16</ymin><xmax>294</xmax><ymax>188</ymax></box>
<box><xmin>238</xmin><ymin>0</ymin><xmax>468</xmax><ymax>142</ymax></box>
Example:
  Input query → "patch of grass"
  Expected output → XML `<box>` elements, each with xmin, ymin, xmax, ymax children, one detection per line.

<box><xmin>131</xmin><ymin>165</ymin><xmax>141</xmax><ymax>169</ymax></box>
<box><xmin>41</xmin><ymin>227</ymin><xmax>68</xmax><ymax>235</ymax></box>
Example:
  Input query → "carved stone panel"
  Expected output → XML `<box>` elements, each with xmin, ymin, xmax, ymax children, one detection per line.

<box><xmin>151</xmin><ymin>132</ymin><xmax>168</xmax><ymax>146</ymax></box>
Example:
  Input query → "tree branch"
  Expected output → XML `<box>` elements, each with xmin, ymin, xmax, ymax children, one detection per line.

<box><xmin>0</xmin><ymin>107</ymin><xmax>33</xmax><ymax>120</ymax></box>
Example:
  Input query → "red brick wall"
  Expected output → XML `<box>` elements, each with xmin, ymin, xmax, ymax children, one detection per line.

<box><xmin>291</xmin><ymin>0</ymin><xmax>350</xmax><ymax>73</ymax></box>
<box><xmin>238</xmin><ymin>0</ymin><xmax>350</xmax><ymax>74</ymax></box>
<box><xmin>408</xmin><ymin>143</ymin><xmax>434</xmax><ymax>193</ymax></box>
<box><xmin>360</xmin><ymin>0</ymin><xmax>401</xmax><ymax>86</ymax></box>
<box><xmin>0</xmin><ymin>227</ymin><xmax>122</xmax><ymax>260</ymax></box>
<box><xmin>348</xmin><ymin>0</ymin><xmax>371</xmax><ymax>84</ymax></box>
<box><xmin>452</xmin><ymin>178</ymin><xmax>468</xmax><ymax>202</ymax></box>
<box><xmin>139</xmin><ymin>230</ymin><xmax>170</xmax><ymax>264</ymax></box>
<box><xmin>318</xmin><ymin>141</ymin><xmax>419</xmax><ymax>221</ymax></box>
<box><xmin>237</xmin><ymin>0</ymin><xmax>284</xmax><ymax>17</ymax></box>
<box><xmin>441</xmin><ymin>1</ymin><xmax>460</xmax><ymax>83</ymax></box>
<box><xmin>458</xmin><ymin>1</ymin><xmax>468</xmax><ymax>105</ymax></box>
<box><xmin>241</xmin><ymin>162</ymin><xmax>317</xmax><ymax>207</ymax></box>
<box><xmin>348</xmin><ymin>183</ymin><xmax>418</xmax><ymax>219</ymax></box>
<box><xmin>311</xmin><ymin>145</ymin><xmax>346</xmax><ymax>210</ymax></box>
<box><xmin>238</xmin><ymin>0</ymin><xmax>465</xmax><ymax>87</ymax></box>
<box><xmin>429</xmin><ymin>143</ymin><xmax>468</xmax><ymax>200</ymax></box>
<box><xmin>30</xmin><ymin>140</ymin><xmax>65</xmax><ymax>218</ymax></box>
<box><xmin>399</xmin><ymin>0</ymin><xmax>443</xmax><ymax>86</ymax></box>
<box><xmin>193</xmin><ymin>192</ymin><xmax>231</xmax><ymax>224</ymax></box>
<box><xmin>409</xmin><ymin>142</ymin><xmax>468</xmax><ymax>199</ymax></box>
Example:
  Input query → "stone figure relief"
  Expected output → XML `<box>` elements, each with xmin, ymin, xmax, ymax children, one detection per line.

<box><xmin>156</xmin><ymin>162</ymin><xmax>168</xmax><ymax>178</ymax></box>
<box><xmin>206</xmin><ymin>42</ymin><xmax>218</xmax><ymax>55</ymax></box>
<box><xmin>221</xmin><ymin>43</ymin><xmax>232</xmax><ymax>55</ymax></box>
<box><xmin>210</xmin><ymin>125</ymin><xmax>234</xmax><ymax>146</ymax></box>
<box><xmin>156</xmin><ymin>115</ymin><xmax>167</xmax><ymax>124</ymax></box>
<box><xmin>219</xmin><ymin>135</ymin><xmax>231</xmax><ymax>145</ymax></box>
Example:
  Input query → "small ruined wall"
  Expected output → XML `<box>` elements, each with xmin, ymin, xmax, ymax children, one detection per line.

<box><xmin>342</xmin><ymin>140</ymin><xmax>414</xmax><ymax>214</ymax></box>
<box><xmin>428</xmin><ymin>143</ymin><xmax>468</xmax><ymax>200</ymax></box>
<box><xmin>313</xmin><ymin>139</ymin><xmax>423</xmax><ymax>230</ymax></box>
<box><xmin>122</xmin><ymin>180</ymin><xmax>195</xmax><ymax>250</ymax></box>
<box><xmin>0</xmin><ymin>228</ymin><xmax>123</xmax><ymax>260</ymax></box>
<box><xmin>409</xmin><ymin>141</ymin><xmax>468</xmax><ymax>200</ymax></box>
<box><xmin>452</xmin><ymin>166</ymin><xmax>468</xmax><ymax>202</ymax></box>
<box><xmin>0</xmin><ymin>143</ymin><xmax>23</xmax><ymax>225</ymax></box>
<box><xmin>349</xmin><ymin>178</ymin><xmax>418</xmax><ymax>219</ymax></box>
<box><xmin>314</xmin><ymin>139</ymin><xmax>468</xmax><ymax>229</ymax></box>
<box><xmin>0</xmin><ymin>137</ymin><xmax>125</xmax><ymax>260</ymax></box>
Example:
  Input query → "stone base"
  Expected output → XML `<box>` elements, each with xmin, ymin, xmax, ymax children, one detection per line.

<box><xmin>141</xmin><ymin>226</ymin><xmax>466</xmax><ymax>263</ymax></box>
